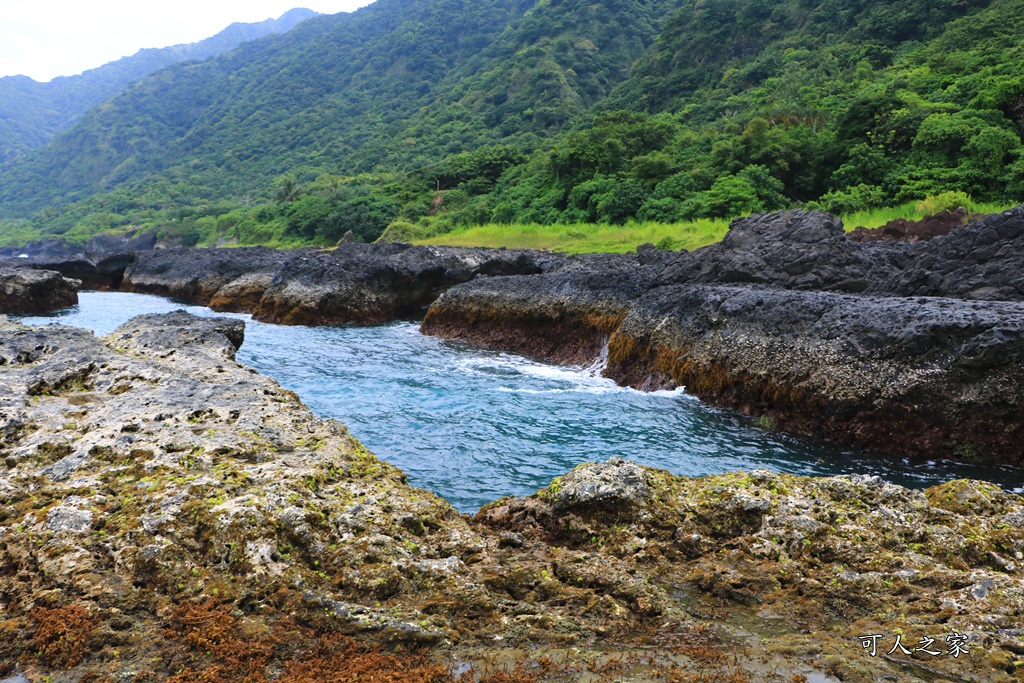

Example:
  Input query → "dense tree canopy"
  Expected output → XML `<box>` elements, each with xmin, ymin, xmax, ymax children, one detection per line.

<box><xmin>0</xmin><ymin>0</ymin><xmax>1021</xmax><ymax>248</ymax></box>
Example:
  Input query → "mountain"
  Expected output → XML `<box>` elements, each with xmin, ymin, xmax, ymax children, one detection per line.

<box><xmin>0</xmin><ymin>0</ymin><xmax>679</xmax><ymax>217</ymax></box>
<box><xmin>0</xmin><ymin>0</ymin><xmax>1021</xmax><ymax>249</ymax></box>
<box><xmin>0</xmin><ymin>8</ymin><xmax>318</xmax><ymax>167</ymax></box>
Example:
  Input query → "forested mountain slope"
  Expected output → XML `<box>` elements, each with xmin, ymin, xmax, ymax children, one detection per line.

<box><xmin>0</xmin><ymin>8</ymin><xmax>317</xmax><ymax>168</ymax></box>
<box><xmin>0</xmin><ymin>0</ymin><xmax>677</xmax><ymax>220</ymax></box>
<box><xmin>0</xmin><ymin>0</ymin><xmax>1021</xmax><ymax>249</ymax></box>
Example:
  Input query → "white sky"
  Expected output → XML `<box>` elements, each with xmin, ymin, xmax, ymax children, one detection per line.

<box><xmin>0</xmin><ymin>1</ymin><xmax>374</xmax><ymax>82</ymax></box>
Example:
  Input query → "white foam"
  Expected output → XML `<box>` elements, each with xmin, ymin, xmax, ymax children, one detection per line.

<box><xmin>581</xmin><ymin>337</ymin><xmax>610</xmax><ymax>377</ymax></box>
<box><xmin>646</xmin><ymin>386</ymin><xmax>698</xmax><ymax>400</ymax></box>
<box><xmin>450</xmin><ymin>344</ymin><xmax>699</xmax><ymax>400</ymax></box>
<box><xmin>495</xmin><ymin>385</ymin><xmax>619</xmax><ymax>396</ymax></box>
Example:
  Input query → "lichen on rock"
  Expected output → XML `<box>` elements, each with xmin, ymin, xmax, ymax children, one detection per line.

<box><xmin>2</xmin><ymin>312</ymin><xmax>1022</xmax><ymax>682</ymax></box>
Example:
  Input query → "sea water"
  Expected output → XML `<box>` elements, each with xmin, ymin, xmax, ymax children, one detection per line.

<box><xmin>17</xmin><ymin>291</ymin><xmax>1024</xmax><ymax>512</ymax></box>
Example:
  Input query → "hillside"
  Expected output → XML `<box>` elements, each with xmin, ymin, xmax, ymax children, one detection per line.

<box><xmin>0</xmin><ymin>8</ymin><xmax>317</xmax><ymax>167</ymax></box>
<box><xmin>0</xmin><ymin>0</ymin><xmax>1022</xmax><ymax>249</ymax></box>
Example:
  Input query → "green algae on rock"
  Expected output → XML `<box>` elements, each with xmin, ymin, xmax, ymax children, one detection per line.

<box><xmin>1</xmin><ymin>312</ymin><xmax>1022</xmax><ymax>682</ymax></box>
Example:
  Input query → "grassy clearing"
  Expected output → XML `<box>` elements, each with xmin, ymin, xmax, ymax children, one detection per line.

<box><xmin>416</xmin><ymin>198</ymin><xmax>1016</xmax><ymax>254</ymax></box>
<box><xmin>417</xmin><ymin>219</ymin><xmax>732</xmax><ymax>253</ymax></box>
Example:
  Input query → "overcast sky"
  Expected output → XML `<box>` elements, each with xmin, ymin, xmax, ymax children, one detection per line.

<box><xmin>0</xmin><ymin>1</ymin><xmax>374</xmax><ymax>82</ymax></box>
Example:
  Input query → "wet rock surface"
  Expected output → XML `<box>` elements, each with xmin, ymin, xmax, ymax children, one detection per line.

<box><xmin>424</xmin><ymin>207</ymin><xmax>1024</xmax><ymax>464</ymax></box>
<box><xmin>2</xmin><ymin>314</ymin><xmax>1021</xmax><ymax>681</ymax></box>
<box><xmin>0</xmin><ymin>267</ymin><xmax>79</xmax><ymax>314</ymax></box>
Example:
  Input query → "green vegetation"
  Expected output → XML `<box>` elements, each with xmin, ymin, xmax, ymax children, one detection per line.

<box><xmin>416</xmin><ymin>218</ymin><xmax>732</xmax><ymax>253</ymax></box>
<box><xmin>0</xmin><ymin>9</ymin><xmax>316</xmax><ymax>168</ymax></box>
<box><xmin>0</xmin><ymin>0</ymin><xmax>1022</xmax><ymax>250</ymax></box>
<box><xmin>415</xmin><ymin>197</ymin><xmax>1013</xmax><ymax>252</ymax></box>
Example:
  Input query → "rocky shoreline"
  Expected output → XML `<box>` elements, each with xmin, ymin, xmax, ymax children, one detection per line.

<box><xmin>0</xmin><ymin>267</ymin><xmax>80</xmax><ymax>314</ymax></box>
<box><xmin>423</xmin><ymin>209</ymin><xmax>1024</xmax><ymax>465</ymax></box>
<box><xmin>4</xmin><ymin>208</ymin><xmax>1024</xmax><ymax>467</ymax></box>
<box><xmin>70</xmin><ymin>242</ymin><xmax>553</xmax><ymax>325</ymax></box>
<box><xmin>1</xmin><ymin>312</ymin><xmax>1022</xmax><ymax>682</ymax></box>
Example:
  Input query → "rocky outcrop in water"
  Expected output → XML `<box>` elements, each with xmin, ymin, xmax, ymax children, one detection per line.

<box><xmin>1</xmin><ymin>314</ymin><xmax>1021</xmax><ymax>681</ymax></box>
<box><xmin>424</xmin><ymin>208</ymin><xmax>1024</xmax><ymax>464</ymax></box>
<box><xmin>607</xmin><ymin>285</ymin><xmax>1024</xmax><ymax>462</ymax></box>
<box><xmin>0</xmin><ymin>231</ymin><xmax>160</xmax><ymax>291</ymax></box>
<box><xmin>0</xmin><ymin>267</ymin><xmax>79</xmax><ymax>314</ymax></box>
<box><xmin>249</xmin><ymin>243</ymin><xmax>552</xmax><ymax>325</ymax></box>
<box><xmin>419</xmin><ymin>251</ymin><xmax>662</xmax><ymax>364</ymax></box>
<box><xmin>0</xmin><ymin>237</ymin><xmax>80</xmax><ymax>261</ymax></box>
<box><xmin>122</xmin><ymin>246</ymin><xmax>305</xmax><ymax>309</ymax></box>
<box><xmin>122</xmin><ymin>243</ymin><xmax>557</xmax><ymax>325</ymax></box>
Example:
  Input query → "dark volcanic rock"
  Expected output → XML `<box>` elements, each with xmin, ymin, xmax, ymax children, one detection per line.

<box><xmin>0</xmin><ymin>237</ymin><xmax>79</xmax><ymax>260</ymax></box>
<box><xmin>605</xmin><ymin>285</ymin><xmax>1024</xmax><ymax>463</ymax></box>
<box><xmin>0</xmin><ymin>267</ymin><xmax>79</xmax><ymax>314</ymax></box>
<box><xmin>122</xmin><ymin>246</ymin><xmax>307</xmax><ymax>306</ymax></box>
<box><xmin>878</xmin><ymin>206</ymin><xmax>1024</xmax><ymax>300</ymax></box>
<box><xmin>30</xmin><ymin>255</ymin><xmax>134</xmax><ymax>290</ymax></box>
<box><xmin>422</xmin><ymin>251</ymin><xmax>666</xmax><ymax>364</ymax></box>
<box><xmin>252</xmin><ymin>243</ymin><xmax>554</xmax><ymax>325</ymax></box>
<box><xmin>84</xmin><ymin>229</ymin><xmax>158</xmax><ymax>257</ymax></box>
<box><xmin>659</xmin><ymin>210</ymin><xmax>908</xmax><ymax>293</ymax></box>
<box><xmin>122</xmin><ymin>244</ymin><xmax>553</xmax><ymax>324</ymax></box>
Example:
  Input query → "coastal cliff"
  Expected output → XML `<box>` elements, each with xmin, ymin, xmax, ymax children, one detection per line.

<box><xmin>1</xmin><ymin>313</ymin><xmax>1022</xmax><ymax>681</ymax></box>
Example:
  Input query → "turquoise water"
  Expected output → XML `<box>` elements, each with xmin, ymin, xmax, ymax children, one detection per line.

<box><xmin>17</xmin><ymin>291</ymin><xmax>1024</xmax><ymax>512</ymax></box>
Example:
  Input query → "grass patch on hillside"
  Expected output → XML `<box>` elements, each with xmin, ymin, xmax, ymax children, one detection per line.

<box><xmin>415</xmin><ymin>219</ymin><xmax>730</xmax><ymax>253</ymax></box>
<box><xmin>415</xmin><ymin>199</ymin><xmax>1015</xmax><ymax>254</ymax></box>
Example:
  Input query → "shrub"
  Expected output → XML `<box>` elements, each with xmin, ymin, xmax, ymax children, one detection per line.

<box><xmin>915</xmin><ymin>190</ymin><xmax>974</xmax><ymax>215</ymax></box>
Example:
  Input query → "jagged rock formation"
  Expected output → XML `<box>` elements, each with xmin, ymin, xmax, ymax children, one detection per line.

<box><xmin>0</xmin><ymin>267</ymin><xmax>79</xmax><ymax>313</ymax></box>
<box><xmin>423</xmin><ymin>208</ymin><xmax>1024</xmax><ymax>464</ymax></box>
<box><xmin>119</xmin><ymin>243</ymin><xmax>557</xmax><ymax>325</ymax></box>
<box><xmin>0</xmin><ymin>313</ymin><xmax>1021</xmax><ymax>681</ymax></box>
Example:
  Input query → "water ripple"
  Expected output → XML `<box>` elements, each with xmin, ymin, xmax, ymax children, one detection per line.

<box><xmin>18</xmin><ymin>291</ymin><xmax>1024</xmax><ymax>512</ymax></box>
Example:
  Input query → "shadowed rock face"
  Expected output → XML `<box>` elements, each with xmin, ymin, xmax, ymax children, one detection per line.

<box><xmin>1</xmin><ymin>314</ymin><xmax>1021</xmax><ymax>681</ymax></box>
<box><xmin>423</xmin><ymin>208</ymin><xmax>1024</xmax><ymax>464</ymax></box>
<box><xmin>0</xmin><ymin>267</ymin><xmax>79</xmax><ymax>314</ymax></box>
